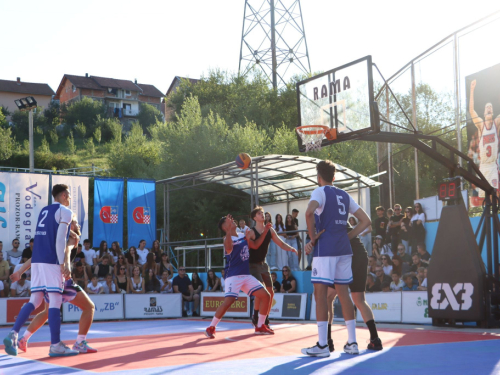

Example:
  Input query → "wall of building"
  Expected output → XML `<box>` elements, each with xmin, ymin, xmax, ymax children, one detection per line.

<box><xmin>0</xmin><ymin>92</ymin><xmax>52</xmax><ymax>121</ymax></box>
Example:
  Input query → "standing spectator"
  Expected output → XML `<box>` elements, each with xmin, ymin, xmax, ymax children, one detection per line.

<box><xmin>142</xmin><ymin>252</ymin><xmax>159</xmax><ymax>276</ymax></box>
<box><xmin>159</xmin><ymin>271</ymin><xmax>172</xmax><ymax>293</ymax></box>
<box><xmin>145</xmin><ymin>269</ymin><xmax>161</xmax><ymax>293</ymax></box>
<box><xmin>151</xmin><ymin>240</ymin><xmax>162</xmax><ymax>263</ymax></box>
<box><xmin>381</xmin><ymin>256</ymin><xmax>393</xmax><ymax>276</ymax></box>
<box><xmin>372</xmin><ymin>207</ymin><xmax>388</xmax><ymax>239</ymax></box>
<box><xmin>265</xmin><ymin>212</ymin><xmax>278</xmax><ymax>271</ymax></box>
<box><xmin>379</xmin><ymin>237</ymin><xmax>393</xmax><ymax>258</ymax></box>
<box><xmin>374</xmin><ymin>266</ymin><xmax>391</xmax><ymax>289</ymax></box>
<box><xmin>10</xmin><ymin>274</ymin><xmax>30</xmax><ymax>297</ymax></box>
<box><xmin>0</xmin><ymin>251</ymin><xmax>10</xmax><ymax>290</ymax></box>
<box><xmin>159</xmin><ymin>252</ymin><xmax>174</xmax><ymax>279</ymax></box>
<box><xmin>94</xmin><ymin>255</ymin><xmax>112</xmax><ymax>282</ymax></box>
<box><xmin>385</xmin><ymin>208</ymin><xmax>394</xmax><ymax>244</ymax></box>
<box><xmin>72</xmin><ymin>261</ymin><xmax>87</xmax><ymax>290</ymax></box>
<box><xmin>389</xmin><ymin>205</ymin><xmax>404</xmax><ymax>252</ymax></box>
<box><xmin>392</xmin><ymin>254</ymin><xmax>410</xmax><ymax>277</ymax></box>
<box><xmin>220</xmin><ymin>269</ymin><xmax>225</xmax><ymax>292</ymax></box>
<box><xmin>271</xmin><ymin>272</ymin><xmax>281</xmax><ymax>293</ymax></box>
<box><xmin>285</xmin><ymin>214</ymin><xmax>300</xmax><ymax>271</ymax></box>
<box><xmin>366</xmin><ymin>274</ymin><xmax>381</xmax><ymax>292</ymax></box>
<box><xmin>22</xmin><ymin>239</ymin><xmax>34</xmax><ymax>263</ymax></box>
<box><xmin>102</xmin><ymin>274</ymin><xmax>117</xmax><ymax>294</ymax></box>
<box><xmin>128</xmin><ymin>266</ymin><xmax>145</xmax><ymax>294</ymax></box>
<box><xmin>114</xmin><ymin>254</ymin><xmax>128</xmax><ymax>277</ymax></box>
<box><xmin>136</xmin><ymin>240</ymin><xmax>149</xmax><ymax>267</ymax></box>
<box><xmin>400</xmin><ymin>207</ymin><xmax>413</xmax><ymax>253</ymax></box>
<box><xmin>402</xmin><ymin>273</ymin><xmax>418</xmax><ymax>291</ymax></box>
<box><xmin>109</xmin><ymin>241</ymin><xmax>122</xmax><ymax>264</ymax></box>
<box><xmin>173</xmin><ymin>267</ymin><xmax>199</xmax><ymax>317</ymax></box>
<box><xmin>7</xmin><ymin>239</ymin><xmax>22</xmax><ymax>272</ymax></box>
<box><xmin>86</xmin><ymin>275</ymin><xmax>104</xmax><ymax>294</ymax></box>
<box><xmin>417</xmin><ymin>243</ymin><xmax>431</xmax><ymax>265</ymax></box>
<box><xmin>191</xmin><ymin>272</ymin><xmax>203</xmax><ymax>314</ymax></box>
<box><xmin>126</xmin><ymin>246</ymin><xmax>140</xmax><ymax>276</ymax></box>
<box><xmin>236</xmin><ymin>219</ymin><xmax>249</xmax><ymax>235</ymax></box>
<box><xmin>355</xmin><ymin>218</ymin><xmax>372</xmax><ymax>256</ymax></box>
<box><xmin>291</xmin><ymin>208</ymin><xmax>302</xmax><ymax>261</ymax></box>
<box><xmin>96</xmin><ymin>241</ymin><xmax>110</xmax><ymax>264</ymax></box>
<box><xmin>82</xmin><ymin>239</ymin><xmax>97</xmax><ymax>270</ymax></box>
<box><xmin>410</xmin><ymin>203</ymin><xmax>426</xmax><ymax>253</ymax></box>
<box><xmin>274</xmin><ymin>214</ymin><xmax>288</xmax><ymax>271</ymax></box>
<box><xmin>116</xmin><ymin>264</ymin><xmax>129</xmax><ymax>293</ymax></box>
<box><xmin>396</xmin><ymin>244</ymin><xmax>412</xmax><ymax>266</ymax></box>
<box><xmin>390</xmin><ymin>271</ymin><xmax>405</xmax><ymax>291</ymax></box>
<box><xmin>205</xmin><ymin>269</ymin><xmax>221</xmax><ymax>292</ymax></box>
<box><xmin>280</xmin><ymin>266</ymin><xmax>296</xmax><ymax>293</ymax></box>
<box><xmin>348</xmin><ymin>217</ymin><xmax>358</xmax><ymax>227</ymax></box>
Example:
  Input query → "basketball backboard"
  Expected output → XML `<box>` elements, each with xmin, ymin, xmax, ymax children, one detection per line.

<box><xmin>296</xmin><ymin>55</ymin><xmax>379</xmax><ymax>152</ymax></box>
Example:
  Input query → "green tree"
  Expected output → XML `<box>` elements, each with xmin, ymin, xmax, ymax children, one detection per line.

<box><xmin>48</xmin><ymin>129</ymin><xmax>59</xmax><ymax>145</ymax></box>
<box><xmin>66</xmin><ymin>131</ymin><xmax>77</xmax><ymax>155</ymax></box>
<box><xmin>10</xmin><ymin>107</ymin><xmax>50</xmax><ymax>141</ymax></box>
<box><xmin>61</xmin><ymin>97</ymin><xmax>106</xmax><ymax>136</ymax></box>
<box><xmin>43</xmin><ymin>101</ymin><xmax>60</xmax><ymax>127</ymax></box>
<box><xmin>75</xmin><ymin>121</ymin><xmax>87</xmax><ymax>138</ymax></box>
<box><xmin>39</xmin><ymin>137</ymin><xmax>51</xmax><ymax>154</ymax></box>
<box><xmin>94</xmin><ymin>115</ymin><xmax>122</xmax><ymax>142</ymax></box>
<box><xmin>0</xmin><ymin>126</ymin><xmax>15</xmax><ymax>160</ymax></box>
<box><xmin>94</xmin><ymin>127</ymin><xmax>102</xmax><ymax>144</ymax></box>
<box><xmin>84</xmin><ymin>138</ymin><xmax>95</xmax><ymax>157</ymax></box>
<box><xmin>137</xmin><ymin>103</ymin><xmax>163</xmax><ymax>136</ymax></box>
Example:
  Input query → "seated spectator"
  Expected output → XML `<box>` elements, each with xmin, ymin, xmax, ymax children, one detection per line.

<box><xmin>418</xmin><ymin>268</ymin><xmax>428</xmax><ymax>291</ymax></box>
<box><xmin>367</xmin><ymin>256</ymin><xmax>378</xmax><ymax>276</ymax></box>
<box><xmin>95</xmin><ymin>255</ymin><xmax>112</xmax><ymax>282</ymax></box>
<box><xmin>0</xmin><ymin>250</ymin><xmax>10</xmax><ymax>291</ymax></box>
<box><xmin>72</xmin><ymin>244</ymin><xmax>84</xmax><ymax>264</ymax></box>
<box><xmin>381</xmin><ymin>282</ymin><xmax>391</xmax><ymax>292</ymax></box>
<box><xmin>392</xmin><ymin>254</ymin><xmax>410</xmax><ymax>277</ymax></box>
<box><xmin>116</xmin><ymin>264</ymin><xmax>129</xmax><ymax>293</ymax></box>
<box><xmin>145</xmin><ymin>268</ymin><xmax>161</xmax><ymax>293</ymax></box>
<box><xmin>402</xmin><ymin>273</ymin><xmax>418</xmax><ymax>291</ymax></box>
<box><xmin>396</xmin><ymin>243</ymin><xmax>412</xmax><ymax>265</ymax></box>
<box><xmin>10</xmin><ymin>273</ymin><xmax>30</xmax><ymax>297</ymax></box>
<box><xmin>110</xmin><ymin>241</ymin><xmax>122</xmax><ymax>264</ymax></box>
<box><xmin>114</xmin><ymin>254</ymin><xmax>128</xmax><ymax>278</ymax></box>
<box><xmin>82</xmin><ymin>239</ymin><xmax>97</xmax><ymax>270</ymax></box>
<box><xmin>192</xmin><ymin>272</ymin><xmax>203</xmax><ymax>296</ymax></box>
<box><xmin>14</xmin><ymin>260</ymin><xmax>31</xmax><ymax>281</ymax></box>
<box><xmin>22</xmin><ymin>239</ymin><xmax>34</xmax><ymax>263</ymax></box>
<box><xmin>271</xmin><ymin>272</ymin><xmax>281</xmax><ymax>293</ymax></box>
<box><xmin>96</xmin><ymin>240</ymin><xmax>110</xmax><ymax>265</ymax></box>
<box><xmin>159</xmin><ymin>252</ymin><xmax>174</xmax><ymax>280</ymax></box>
<box><xmin>126</xmin><ymin>246</ymin><xmax>140</xmax><ymax>276</ymax></box>
<box><xmin>151</xmin><ymin>240</ymin><xmax>162</xmax><ymax>263</ymax></box>
<box><xmin>374</xmin><ymin>266</ymin><xmax>391</xmax><ymax>288</ymax></box>
<box><xmin>390</xmin><ymin>271</ymin><xmax>405</xmax><ymax>291</ymax></box>
<box><xmin>379</xmin><ymin>238</ymin><xmax>393</xmax><ymax>258</ymax></box>
<box><xmin>142</xmin><ymin>252</ymin><xmax>159</xmax><ymax>276</ymax></box>
<box><xmin>410</xmin><ymin>253</ymin><xmax>427</xmax><ymax>275</ymax></box>
<box><xmin>236</xmin><ymin>219</ymin><xmax>249</xmax><ymax>235</ymax></box>
<box><xmin>7</xmin><ymin>239</ymin><xmax>22</xmax><ymax>273</ymax></box>
<box><xmin>102</xmin><ymin>273</ymin><xmax>117</xmax><ymax>294</ymax></box>
<box><xmin>372</xmin><ymin>237</ymin><xmax>382</xmax><ymax>260</ymax></box>
<box><xmin>72</xmin><ymin>261</ymin><xmax>87</xmax><ymax>290</ymax></box>
<box><xmin>417</xmin><ymin>243</ymin><xmax>431</xmax><ymax>265</ymax></box>
<box><xmin>129</xmin><ymin>266</ymin><xmax>145</xmax><ymax>294</ymax></box>
<box><xmin>220</xmin><ymin>269</ymin><xmax>226</xmax><ymax>292</ymax></box>
<box><xmin>173</xmin><ymin>267</ymin><xmax>199</xmax><ymax>317</ymax></box>
<box><xmin>78</xmin><ymin>256</ymin><xmax>93</xmax><ymax>277</ymax></box>
<box><xmin>0</xmin><ymin>279</ymin><xmax>4</xmax><ymax>297</ymax></box>
<box><xmin>86</xmin><ymin>275</ymin><xmax>104</xmax><ymax>294</ymax></box>
<box><xmin>136</xmin><ymin>239</ymin><xmax>150</xmax><ymax>267</ymax></box>
<box><xmin>205</xmin><ymin>269</ymin><xmax>221</xmax><ymax>292</ymax></box>
<box><xmin>381</xmin><ymin>255</ymin><xmax>393</xmax><ymax>276</ymax></box>
<box><xmin>160</xmin><ymin>271</ymin><xmax>173</xmax><ymax>293</ymax></box>
<box><xmin>280</xmin><ymin>266</ymin><xmax>296</xmax><ymax>293</ymax></box>
<box><xmin>366</xmin><ymin>274</ymin><xmax>381</xmax><ymax>293</ymax></box>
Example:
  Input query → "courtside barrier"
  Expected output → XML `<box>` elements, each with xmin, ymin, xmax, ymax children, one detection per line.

<box><xmin>0</xmin><ymin>297</ymin><xmax>46</xmax><ymax>325</ymax></box>
<box><xmin>358</xmin><ymin>292</ymin><xmax>402</xmax><ymax>322</ymax></box>
<box><xmin>310</xmin><ymin>295</ymin><xmax>347</xmax><ymax>322</ymax></box>
<box><xmin>63</xmin><ymin>294</ymin><xmax>124</xmax><ymax>322</ymax></box>
<box><xmin>124</xmin><ymin>294</ymin><xmax>182</xmax><ymax>319</ymax></box>
<box><xmin>401</xmin><ymin>291</ymin><xmax>432</xmax><ymax>324</ymax></box>
<box><xmin>201</xmin><ymin>292</ymin><xmax>250</xmax><ymax>318</ymax></box>
<box><xmin>269</xmin><ymin>293</ymin><xmax>307</xmax><ymax>320</ymax></box>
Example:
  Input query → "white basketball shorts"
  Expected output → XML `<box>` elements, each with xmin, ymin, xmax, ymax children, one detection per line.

<box><xmin>311</xmin><ymin>255</ymin><xmax>353</xmax><ymax>286</ymax></box>
<box><xmin>31</xmin><ymin>263</ymin><xmax>64</xmax><ymax>294</ymax></box>
<box><xmin>224</xmin><ymin>275</ymin><xmax>263</xmax><ymax>298</ymax></box>
<box><xmin>479</xmin><ymin>162</ymin><xmax>499</xmax><ymax>197</ymax></box>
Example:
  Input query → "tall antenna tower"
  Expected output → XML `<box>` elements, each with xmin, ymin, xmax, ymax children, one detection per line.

<box><xmin>239</xmin><ymin>0</ymin><xmax>311</xmax><ymax>89</ymax></box>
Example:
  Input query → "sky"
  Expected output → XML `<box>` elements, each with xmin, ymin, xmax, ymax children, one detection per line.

<box><xmin>1</xmin><ymin>0</ymin><xmax>499</xmax><ymax>95</ymax></box>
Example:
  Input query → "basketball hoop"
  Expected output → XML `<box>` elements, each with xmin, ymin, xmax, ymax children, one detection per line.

<box><xmin>296</xmin><ymin>125</ymin><xmax>336</xmax><ymax>152</ymax></box>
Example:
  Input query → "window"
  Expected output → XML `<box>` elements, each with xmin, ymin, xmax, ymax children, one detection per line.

<box><xmin>72</xmin><ymin>85</ymin><xmax>76</xmax><ymax>92</ymax></box>
<box><xmin>108</xmin><ymin>102</ymin><xmax>116</xmax><ymax>108</ymax></box>
<box><xmin>125</xmin><ymin>90</ymin><xmax>131</xmax><ymax>95</ymax></box>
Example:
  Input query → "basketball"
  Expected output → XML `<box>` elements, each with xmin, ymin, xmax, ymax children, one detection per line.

<box><xmin>235</xmin><ymin>153</ymin><xmax>252</xmax><ymax>169</ymax></box>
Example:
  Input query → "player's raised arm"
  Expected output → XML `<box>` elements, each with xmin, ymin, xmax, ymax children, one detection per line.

<box><xmin>270</xmin><ymin>227</ymin><xmax>298</xmax><ymax>254</ymax></box>
<box><xmin>469</xmin><ymin>80</ymin><xmax>483</xmax><ymax>131</ymax></box>
<box><xmin>220</xmin><ymin>214</ymin><xmax>235</xmax><ymax>254</ymax></box>
<box><xmin>246</xmin><ymin>222</ymin><xmax>271</xmax><ymax>249</ymax></box>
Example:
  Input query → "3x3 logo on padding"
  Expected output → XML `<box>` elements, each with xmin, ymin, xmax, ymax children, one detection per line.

<box><xmin>430</xmin><ymin>283</ymin><xmax>474</xmax><ymax>311</ymax></box>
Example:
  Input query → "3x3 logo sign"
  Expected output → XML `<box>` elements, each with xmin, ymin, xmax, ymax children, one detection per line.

<box><xmin>430</xmin><ymin>283</ymin><xmax>474</xmax><ymax>311</ymax></box>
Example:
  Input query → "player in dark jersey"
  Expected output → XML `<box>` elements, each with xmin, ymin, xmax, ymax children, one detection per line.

<box><xmin>246</xmin><ymin>206</ymin><xmax>298</xmax><ymax>331</ymax></box>
<box><xmin>205</xmin><ymin>214</ymin><xmax>273</xmax><ymax>339</ymax></box>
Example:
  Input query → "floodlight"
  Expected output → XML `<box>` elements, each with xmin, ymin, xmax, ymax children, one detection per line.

<box><xmin>26</xmin><ymin>96</ymin><xmax>37</xmax><ymax>107</ymax></box>
<box><xmin>14</xmin><ymin>99</ymin><xmax>26</xmax><ymax>110</ymax></box>
<box><xmin>20</xmin><ymin>98</ymin><xmax>29</xmax><ymax>108</ymax></box>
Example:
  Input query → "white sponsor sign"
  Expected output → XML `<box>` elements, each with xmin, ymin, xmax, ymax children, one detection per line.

<box><xmin>269</xmin><ymin>293</ymin><xmax>307</xmax><ymax>320</ymax></box>
<box><xmin>0</xmin><ymin>173</ymin><xmax>49</xmax><ymax>249</ymax></box>
<box><xmin>0</xmin><ymin>299</ymin><xmax>6</xmax><ymax>325</ymax></box>
<box><xmin>310</xmin><ymin>294</ymin><xmax>348</xmax><ymax>322</ymax></box>
<box><xmin>359</xmin><ymin>292</ymin><xmax>402</xmax><ymax>323</ymax></box>
<box><xmin>52</xmin><ymin>175</ymin><xmax>89</xmax><ymax>242</ymax></box>
<box><xmin>62</xmin><ymin>294</ymin><xmax>124</xmax><ymax>322</ymax></box>
<box><xmin>124</xmin><ymin>294</ymin><xmax>182</xmax><ymax>319</ymax></box>
<box><xmin>201</xmin><ymin>292</ymin><xmax>250</xmax><ymax>318</ymax></box>
<box><xmin>402</xmin><ymin>291</ymin><xmax>432</xmax><ymax>324</ymax></box>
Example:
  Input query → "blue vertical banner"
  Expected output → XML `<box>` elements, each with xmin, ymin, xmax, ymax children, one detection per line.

<box><xmin>93</xmin><ymin>178</ymin><xmax>124</xmax><ymax>248</ymax></box>
<box><xmin>127</xmin><ymin>179</ymin><xmax>156</xmax><ymax>249</ymax></box>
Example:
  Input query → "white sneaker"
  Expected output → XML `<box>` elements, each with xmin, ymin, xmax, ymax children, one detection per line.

<box><xmin>49</xmin><ymin>341</ymin><xmax>79</xmax><ymax>357</ymax></box>
<box><xmin>344</xmin><ymin>342</ymin><xmax>359</xmax><ymax>354</ymax></box>
<box><xmin>301</xmin><ymin>342</ymin><xmax>330</xmax><ymax>357</ymax></box>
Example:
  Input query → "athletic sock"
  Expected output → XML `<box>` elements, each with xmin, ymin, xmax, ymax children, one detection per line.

<box><xmin>317</xmin><ymin>321</ymin><xmax>328</xmax><ymax>347</ymax></box>
<box><xmin>23</xmin><ymin>330</ymin><xmax>33</xmax><ymax>340</ymax></box>
<box><xmin>345</xmin><ymin>319</ymin><xmax>356</xmax><ymax>344</ymax></box>
<box><xmin>210</xmin><ymin>317</ymin><xmax>221</xmax><ymax>328</ymax></box>
<box><xmin>48</xmin><ymin>308</ymin><xmax>61</xmax><ymax>345</ymax></box>
<box><xmin>13</xmin><ymin>303</ymin><xmax>35</xmax><ymax>333</ymax></box>
<box><xmin>76</xmin><ymin>334</ymin><xmax>86</xmax><ymax>344</ymax></box>
<box><xmin>366</xmin><ymin>319</ymin><xmax>378</xmax><ymax>340</ymax></box>
<box><xmin>257</xmin><ymin>313</ymin><xmax>266</xmax><ymax>328</ymax></box>
<box><xmin>328</xmin><ymin>323</ymin><xmax>332</xmax><ymax>340</ymax></box>
<box><xmin>265</xmin><ymin>315</ymin><xmax>270</xmax><ymax>326</ymax></box>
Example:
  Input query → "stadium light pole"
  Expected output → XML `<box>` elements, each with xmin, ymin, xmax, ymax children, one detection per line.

<box><xmin>14</xmin><ymin>96</ymin><xmax>37</xmax><ymax>172</ymax></box>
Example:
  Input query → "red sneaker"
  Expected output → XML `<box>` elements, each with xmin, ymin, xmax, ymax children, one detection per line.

<box><xmin>255</xmin><ymin>325</ymin><xmax>274</xmax><ymax>335</ymax></box>
<box><xmin>266</xmin><ymin>324</ymin><xmax>274</xmax><ymax>333</ymax></box>
<box><xmin>205</xmin><ymin>326</ymin><xmax>216</xmax><ymax>339</ymax></box>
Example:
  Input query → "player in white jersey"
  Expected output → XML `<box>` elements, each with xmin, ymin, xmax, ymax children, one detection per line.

<box><xmin>3</xmin><ymin>184</ymin><xmax>78</xmax><ymax>357</ymax></box>
<box><xmin>469</xmin><ymin>79</ymin><xmax>500</xmax><ymax>195</ymax></box>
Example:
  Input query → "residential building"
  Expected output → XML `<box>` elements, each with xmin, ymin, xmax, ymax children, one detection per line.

<box><xmin>163</xmin><ymin>76</ymin><xmax>199</xmax><ymax>121</ymax></box>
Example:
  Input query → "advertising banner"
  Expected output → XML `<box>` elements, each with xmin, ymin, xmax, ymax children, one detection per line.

<box><xmin>270</xmin><ymin>293</ymin><xmax>307</xmax><ymax>319</ymax></box>
<box><xmin>465</xmin><ymin>63</ymin><xmax>500</xmax><ymax>206</ymax></box>
<box><xmin>401</xmin><ymin>291</ymin><xmax>432</xmax><ymax>324</ymax></box>
<box><xmin>52</xmin><ymin>175</ymin><xmax>89</xmax><ymax>243</ymax></box>
<box><xmin>0</xmin><ymin>173</ymin><xmax>49</xmax><ymax>249</ymax></box>
<box><xmin>3</xmin><ymin>298</ymin><xmax>46</xmax><ymax>324</ymax></box>
<box><xmin>201</xmin><ymin>292</ymin><xmax>250</xmax><ymax>318</ymax></box>
<box><xmin>124</xmin><ymin>294</ymin><xmax>182</xmax><ymax>319</ymax></box>
<box><xmin>310</xmin><ymin>294</ymin><xmax>347</xmax><ymax>321</ymax></box>
<box><xmin>127</xmin><ymin>179</ymin><xmax>156</xmax><ymax>249</ymax></box>
<box><xmin>93</xmin><ymin>178</ymin><xmax>124</xmax><ymax>247</ymax></box>
<box><xmin>62</xmin><ymin>294</ymin><xmax>124</xmax><ymax>322</ymax></box>
<box><xmin>359</xmin><ymin>292</ymin><xmax>402</xmax><ymax>323</ymax></box>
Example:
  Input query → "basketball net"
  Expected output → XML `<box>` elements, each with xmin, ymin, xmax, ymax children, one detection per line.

<box><xmin>296</xmin><ymin>125</ymin><xmax>329</xmax><ymax>152</ymax></box>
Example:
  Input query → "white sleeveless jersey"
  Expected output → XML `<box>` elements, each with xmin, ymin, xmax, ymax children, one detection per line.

<box><xmin>480</xmin><ymin>124</ymin><xmax>498</xmax><ymax>165</ymax></box>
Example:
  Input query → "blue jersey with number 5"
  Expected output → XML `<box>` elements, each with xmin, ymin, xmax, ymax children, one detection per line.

<box><xmin>310</xmin><ymin>185</ymin><xmax>359</xmax><ymax>257</ymax></box>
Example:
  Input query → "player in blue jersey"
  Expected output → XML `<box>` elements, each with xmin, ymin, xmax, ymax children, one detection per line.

<box><xmin>301</xmin><ymin>160</ymin><xmax>371</xmax><ymax>358</ymax></box>
<box><xmin>3</xmin><ymin>184</ymin><xmax>79</xmax><ymax>357</ymax></box>
<box><xmin>205</xmin><ymin>214</ymin><xmax>273</xmax><ymax>338</ymax></box>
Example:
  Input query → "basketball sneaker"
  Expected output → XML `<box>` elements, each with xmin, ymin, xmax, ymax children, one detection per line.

<box><xmin>251</xmin><ymin>314</ymin><xmax>258</xmax><ymax>328</ymax></box>
<box><xmin>254</xmin><ymin>325</ymin><xmax>274</xmax><ymax>335</ymax></box>
<box><xmin>344</xmin><ymin>342</ymin><xmax>359</xmax><ymax>355</ymax></box>
<box><xmin>328</xmin><ymin>338</ymin><xmax>334</xmax><ymax>352</ymax></box>
<box><xmin>3</xmin><ymin>331</ymin><xmax>18</xmax><ymax>356</ymax></box>
<box><xmin>301</xmin><ymin>342</ymin><xmax>330</xmax><ymax>357</ymax></box>
<box><xmin>18</xmin><ymin>336</ymin><xmax>28</xmax><ymax>353</ymax></box>
<box><xmin>265</xmin><ymin>325</ymin><xmax>274</xmax><ymax>333</ymax></box>
<box><xmin>73</xmin><ymin>340</ymin><xmax>98</xmax><ymax>353</ymax></box>
<box><xmin>49</xmin><ymin>341</ymin><xmax>79</xmax><ymax>357</ymax></box>
<box><xmin>367</xmin><ymin>337</ymin><xmax>383</xmax><ymax>351</ymax></box>
<box><xmin>205</xmin><ymin>326</ymin><xmax>216</xmax><ymax>339</ymax></box>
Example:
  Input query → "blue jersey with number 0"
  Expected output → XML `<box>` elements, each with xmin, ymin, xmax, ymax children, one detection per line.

<box><xmin>224</xmin><ymin>235</ymin><xmax>250</xmax><ymax>278</ymax></box>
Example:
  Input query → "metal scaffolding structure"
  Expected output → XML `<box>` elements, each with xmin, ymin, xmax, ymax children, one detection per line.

<box><xmin>238</xmin><ymin>0</ymin><xmax>311</xmax><ymax>89</ymax></box>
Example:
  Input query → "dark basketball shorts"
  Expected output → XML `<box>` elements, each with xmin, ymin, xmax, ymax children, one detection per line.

<box><xmin>249</xmin><ymin>262</ymin><xmax>273</xmax><ymax>288</ymax></box>
<box><xmin>330</xmin><ymin>252</ymin><xmax>368</xmax><ymax>293</ymax></box>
